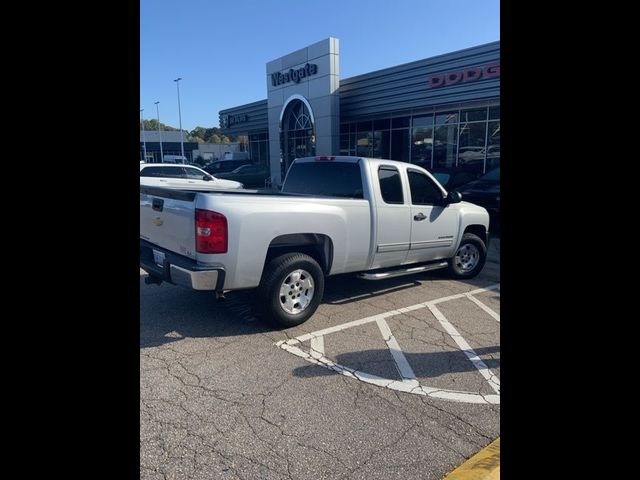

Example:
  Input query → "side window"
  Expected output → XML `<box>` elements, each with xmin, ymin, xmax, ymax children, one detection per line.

<box><xmin>184</xmin><ymin>167</ymin><xmax>205</xmax><ymax>179</ymax></box>
<box><xmin>378</xmin><ymin>166</ymin><xmax>404</xmax><ymax>204</ymax></box>
<box><xmin>140</xmin><ymin>166</ymin><xmax>163</xmax><ymax>177</ymax></box>
<box><xmin>408</xmin><ymin>170</ymin><xmax>443</xmax><ymax>205</ymax></box>
<box><xmin>159</xmin><ymin>166</ymin><xmax>185</xmax><ymax>178</ymax></box>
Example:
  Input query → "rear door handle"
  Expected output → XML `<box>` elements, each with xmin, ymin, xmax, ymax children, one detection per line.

<box><xmin>414</xmin><ymin>213</ymin><xmax>426</xmax><ymax>221</ymax></box>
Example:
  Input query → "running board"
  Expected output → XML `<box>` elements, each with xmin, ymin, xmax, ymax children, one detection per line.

<box><xmin>357</xmin><ymin>261</ymin><xmax>448</xmax><ymax>280</ymax></box>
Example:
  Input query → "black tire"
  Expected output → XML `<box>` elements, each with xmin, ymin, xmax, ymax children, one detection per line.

<box><xmin>257</xmin><ymin>253</ymin><xmax>325</xmax><ymax>328</ymax></box>
<box><xmin>447</xmin><ymin>233</ymin><xmax>487</xmax><ymax>279</ymax></box>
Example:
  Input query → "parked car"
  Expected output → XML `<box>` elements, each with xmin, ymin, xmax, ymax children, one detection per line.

<box><xmin>216</xmin><ymin>163</ymin><xmax>271</xmax><ymax>188</ymax></box>
<box><xmin>140</xmin><ymin>156</ymin><xmax>490</xmax><ymax>327</ymax></box>
<box><xmin>430</xmin><ymin>170</ymin><xmax>479</xmax><ymax>192</ymax></box>
<box><xmin>455</xmin><ymin>167</ymin><xmax>500</xmax><ymax>220</ymax></box>
<box><xmin>140</xmin><ymin>163</ymin><xmax>244</xmax><ymax>190</ymax></box>
<box><xmin>203</xmin><ymin>159</ymin><xmax>253</xmax><ymax>175</ymax></box>
<box><xmin>457</xmin><ymin>146</ymin><xmax>486</xmax><ymax>166</ymax></box>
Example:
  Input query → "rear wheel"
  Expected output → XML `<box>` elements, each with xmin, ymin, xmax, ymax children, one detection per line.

<box><xmin>447</xmin><ymin>233</ymin><xmax>487</xmax><ymax>279</ymax></box>
<box><xmin>257</xmin><ymin>253</ymin><xmax>325</xmax><ymax>328</ymax></box>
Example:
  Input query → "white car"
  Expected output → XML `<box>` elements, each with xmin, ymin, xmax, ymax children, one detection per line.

<box><xmin>457</xmin><ymin>146</ymin><xmax>486</xmax><ymax>164</ymax></box>
<box><xmin>140</xmin><ymin>163</ymin><xmax>244</xmax><ymax>190</ymax></box>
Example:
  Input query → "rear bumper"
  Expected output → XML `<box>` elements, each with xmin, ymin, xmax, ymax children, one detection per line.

<box><xmin>140</xmin><ymin>239</ymin><xmax>225</xmax><ymax>291</ymax></box>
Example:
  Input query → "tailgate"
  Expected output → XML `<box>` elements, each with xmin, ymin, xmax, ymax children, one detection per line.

<box><xmin>140</xmin><ymin>186</ymin><xmax>197</xmax><ymax>259</ymax></box>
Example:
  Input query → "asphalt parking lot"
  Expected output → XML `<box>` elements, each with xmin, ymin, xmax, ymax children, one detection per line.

<box><xmin>140</xmin><ymin>238</ymin><xmax>500</xmax><ymax>480</ymax></box>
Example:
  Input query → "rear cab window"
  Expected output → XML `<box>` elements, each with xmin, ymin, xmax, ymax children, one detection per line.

<box><xmin>378</xmin><ymin>166</ymin><xmax>404</xmax><ymax>204</ymax></box>
<box><xmin>283</xmin><ymin>162</ymin><xmax>364</xmax><ymax>198</ymax></box>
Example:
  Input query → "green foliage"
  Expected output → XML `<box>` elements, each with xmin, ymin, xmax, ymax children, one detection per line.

<box><xmin>187</xmin><ymin>126</ymin><xmax>235</xmax><ymax>144</ymax></box>
<box><xmin>142</xmin><ymin>119</ymin><xmax>180</xmax><ymax>132</ymax></box>
<box><xmin>141</xmin><ymin>119</ymin><xmax>236</xmax><ymax>144</ymax></box>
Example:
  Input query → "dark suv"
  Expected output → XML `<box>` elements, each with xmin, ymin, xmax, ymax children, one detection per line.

<box><xmin>455</xmin><ymin>167</ymin><xmax>500</xmax><ymax>227</ymax></box>
<box><xmin>203</xmin><ymin>159</ymin><xmax>253</xmax><ymax>175</ymax></box>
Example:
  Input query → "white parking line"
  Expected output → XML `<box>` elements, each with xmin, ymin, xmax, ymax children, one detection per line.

<box><xmin>310</xmin><ymin>335</ymin><xmax>324</xmax><ymax>360</ymax></box>
<box><xmin>278</xmin><ymin>340</ymin><xmax>499</xmax><ymax>404</ymax></box>
<box><xmin>465</xmin><ymin>293</ymin><xmax>500</xmax><ymax>322</ymax></box>
<box><xmin>290</xmin><ymin>284</ymin><xmax>501</xmax><ymax>344</ymax></box>
<box><xmin>426</xmin><ymin>303</ymin><xmax>500</xmax><ymax>395</ymax></box>
<box><xmin>376</xmin><ymin>318</ymin><xmax>417</xmax><ymax>381</ymax></box>
<box><xmin>276</xmin><ymin>283</ymin><xmax>501</xmax><ymax>404</ymax></box>
<box><xmin>429</xmin><ymin>284</ymin><xmax>501</xmax><ymax>304</ymax></box>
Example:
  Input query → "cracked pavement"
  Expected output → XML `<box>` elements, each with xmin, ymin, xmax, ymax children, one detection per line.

<box><xmin>140</xmin><ymin>238</ymin><xmax>500</xmax><ymax>479</ymax></box>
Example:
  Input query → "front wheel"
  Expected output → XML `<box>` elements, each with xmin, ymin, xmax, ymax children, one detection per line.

<box><xmin>447</xmin><ymin>233</ymin><xmax>487</xmax><ymax>279</ymax></box>
<box><xmin>257</xmin><ymin>253</ymin><xmax>325</xmax><ymax>328</ymax></box>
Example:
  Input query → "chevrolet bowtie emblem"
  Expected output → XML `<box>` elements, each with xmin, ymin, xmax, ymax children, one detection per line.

<box><xmin>153</xmin><ymin>217</ymin><xmax>163</xmax><ymax>226</ymax></box>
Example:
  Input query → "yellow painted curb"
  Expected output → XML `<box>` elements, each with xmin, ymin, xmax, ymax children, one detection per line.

<box><xmin>444</xmin><ymin>437</ymin><xmax>500</xmax><ymax>480</ymax></box>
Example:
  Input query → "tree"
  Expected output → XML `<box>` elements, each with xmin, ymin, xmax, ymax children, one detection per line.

<box><xmin>142</xmin><ymin>122</ymin><xmax>239</xmax><ymax>144</ymax></box>
<box><xmin>142</xmin><ymin>119</ymin><xmax>180</xmax><ymax>132</ymax></box>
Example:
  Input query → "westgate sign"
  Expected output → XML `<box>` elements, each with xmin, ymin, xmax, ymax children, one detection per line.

<box><xmin>428</xmin><ymin>63</ymin><xmax>500</xmax><ymax>88</ymax></box>
<box><xmin>271</xmin><ymin>63</ymin><xmax>318</xmax><ymax>87</ymax></box>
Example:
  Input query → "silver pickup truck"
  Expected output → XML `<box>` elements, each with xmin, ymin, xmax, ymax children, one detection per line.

<box><xmin>140</xmin><ymin>156</ymin><xmax>490</xmax><ymax>327</ymax></box>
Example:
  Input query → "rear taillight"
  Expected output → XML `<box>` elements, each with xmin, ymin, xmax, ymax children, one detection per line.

<box><xmin>195</xmin><ymin>209</ymin><xmax>227</xmax><ymax>253</ymax></box>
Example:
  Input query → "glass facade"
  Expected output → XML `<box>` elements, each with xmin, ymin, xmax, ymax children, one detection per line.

<box><xmin>340</xmin><ymin>115</ymin><xmax>411</xmax><ymax>164</ymax></box>
<box><xmin>339</xmin><ymin>102</ymin><xmax>499</xmax><ymax>175</ymax></box>
<box><xmin>232</xmin><ymin>104</ymin><xmax>499</xmax><ymax>181</ymax></box>
<box><xmin>248</xmin><ymin>132</ymin><xmax>270</xmax><ymax>166</ymax></box>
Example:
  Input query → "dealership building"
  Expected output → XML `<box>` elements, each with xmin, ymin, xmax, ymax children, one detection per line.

<box><xmin>219</xmin><ymin>38</ymin><xmax>499</xmax><ymax>186</ymax></box>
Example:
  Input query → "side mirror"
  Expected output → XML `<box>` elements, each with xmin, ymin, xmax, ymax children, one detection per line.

<box><xmin>446</xmin><ymin>191</ymin><xmax>462</xmax><ymax>204</ymax></box>
<box><xmin>203</xmin><ymin>175</ymin><xmax>213</xmax><ymax>181</ymax></box>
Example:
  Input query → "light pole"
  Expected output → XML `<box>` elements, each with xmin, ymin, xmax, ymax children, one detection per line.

<box><xmin>140</xmin><ymin>108</ymin><xmax>147</xmax><ymax>161</ymax></box>
<box><xmin>154</xmin><ymin>101</ymin><xmax>163</xmax><ymax>162</ymax></box>
<box><xmin>174</xmin><ymin>77</ymin><xmax>185</xmax><ymax>162</ymax></box>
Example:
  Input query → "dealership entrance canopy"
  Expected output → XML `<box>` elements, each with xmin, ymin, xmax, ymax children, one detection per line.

<box><xmin>219</xmin><ymin>38</ymin><xmax>499</xmax><ymax>186</ymax></box>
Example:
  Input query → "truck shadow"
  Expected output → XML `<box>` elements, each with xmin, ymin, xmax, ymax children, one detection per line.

<box><xmin>140</xmin><ymin>266</ymin><xmax>499</xmax><ymax>348</ymax></box>
<box><xmin>140</xmin><ymin>276</ymin><xmax>272</xmax><ymax>349</ymax></box>
<box><xmin>323</xmin><ymin>267</ymin><xmax>498</xmax><ymax>306</ymax></box>
<box><xmin>292</xmin><ymin>346</ymin><xmax>500</xmax><ymax>380</ymax></box>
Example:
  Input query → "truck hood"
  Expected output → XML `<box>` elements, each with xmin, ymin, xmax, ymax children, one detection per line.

<box><xmin>457</xmin><ymin>180</ymin><xmax>500</xmax><ymax>195</ymax></box>
<box><xmin>459</xmin><ymin>200</ymin><xmax>490</xmax><ymax>215</ymax></box>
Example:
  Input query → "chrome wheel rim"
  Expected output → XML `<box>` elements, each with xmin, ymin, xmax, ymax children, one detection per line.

<box><xmin>454</xmin><ymin>243</ymin><xmax>480</xmax><ymax>272</ymax></box>
<box><xmin>279</xmin><ymin>269</ymin><xmax>315</xmax><ymax>314</ymax></box>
